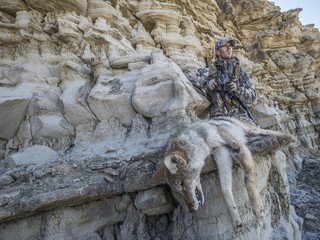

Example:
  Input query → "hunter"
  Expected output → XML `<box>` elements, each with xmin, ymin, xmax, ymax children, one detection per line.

<box><xmin>185</xmin><ymin>37</ymin><xmax>258</xmax><ymax>126</ymax></box>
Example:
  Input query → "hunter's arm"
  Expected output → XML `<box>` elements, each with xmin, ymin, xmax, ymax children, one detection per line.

<box><xmin>233</xmin><ymin>67</ymin><xmax>256</xmax><ymax>104</ymax></box>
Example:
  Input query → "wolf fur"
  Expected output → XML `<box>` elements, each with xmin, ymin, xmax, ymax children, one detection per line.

<box><xmin>150</xmin><ymin>117</ymin><xmax>296</xmax><ymax>232</ymax></box>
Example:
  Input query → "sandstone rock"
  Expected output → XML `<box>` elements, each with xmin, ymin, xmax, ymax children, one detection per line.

<box><xmin>0</xmin><ymin>136</ymin><xmax>302</xmax><ymax>239</ymax></box>
<box><xmin>0</xmin><ymin>63</ymin><xmax>56</xmax><ymax>141</ymax></box>
<box><xmin>35</xmin><ymin>197</ymin><xmax>125</xmax><ymax>239</ymax></box>
<box><xmin>0</xmin><ymin>190</ymin><xmax>21</xmax><ymax>207</ymax></box>
<box><xmin>59</xmin><ymin>79</ymin><xmax>97</xmax><ymax>125</ymax></box>
<box><xmin>29</xmin><ymin>115</ymin><xmax>74</xmax><ymax>139</ymax></box>
<box><xmin>130</xmin><ymin>22</ymin><xmax>156</xmax><ymax>54</ymax></box>
<box><xmin>91</xmin><ymin>118</ymin><xmax>127</xmax><ymax>144</ymax></box>
<box><xmin>88</xmin><ymin>72</ymin><xmax>137</xmax><ymax>127</ymax></box>
<box><xmin>87</xmin><ymin>0</ymin><xmax>132</xmax><ymax>38</ymax></box>
<box><xmin>88</xmin><ymin>17</ymin><xmax>136</xmax><ymax>56</ymax></box>
<box><xmin>299</xmin><ymin>25</ymin><xmax>320</xmax><ymax>76</ymax></box>
<box><xmin>109</xmin><ymin>54</ymin><xmax>150</xmax><ymax>69</ymax></box>
<box><xmin>27</xmin><ymin>91</ymin><xmax>61</xmax><ymax>117</ymax></box>
<box><xmin>0</xmin><ymin>175</ymin><xmax>14</xmax><ymax>186</ymax></box>
<box><xmin>132</xmin><ymin>52</ymin><xmax>209</xmax><ymax>118</ymax></box>
<box><xmin>250</xmin><ymin>99</ymin><xmax>283</xmax><ymax>128</ymax></box>
<box><xmin>134</xmin><ymin>187</ymin><xmax>174</xmax><ymax>216</ymax></box>
<box><xmin>0</xmin><ymin>215</ymin><xmax>42</xmax><ymax>240</ymax></box>
<box><xmin>59</xmin><ymin>64</ymin><xmax>97</xmax><ymax>126</ymax></box>
<box><xmin>123</xmin><ymin>161</ymin><xmax>154</xmax><ymax>193</ymax></box>
<box><xmin>0</xmin><ymin>0</ymin><xmax>29</xmax><ymax>16</ymax></box>
<box><xmin>7</xmin><ymin>145</ymin><xmax>59</xmax><ymax>168</ymax></box>
<box><xmin>130</xmin><ymin>0</ymin><xmax>205</xmax><ymax>70</ymax></box>
<box><xmin>25</xmin><ymin>0</ymin><xmax>87</xmax><ymax>15</ymax></box>
<box><xmin>0</xmin><ymin>98</ymin><xmax>31</xmax><ymax>140</ymax></box>
<box><xmin>127</xmin><ymin>113</ymin><xmax>149</xmax><ymax>140</ymax></box>
<box><xmin>132</xmin><ymin>62</ymin><xmax>176</xmax><ymax>118</ymax></box>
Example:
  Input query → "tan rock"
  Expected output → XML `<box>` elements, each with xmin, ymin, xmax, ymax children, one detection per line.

<box><xmin>0</xmin><ymin>0</ymin><xmax>29</xmax><ymax>15</ymax></box>
<box><xmin>25</xmin><ymin>0</ymin><xmax>87</xmax><ymax>15</ymax></box>
<box><xmin>87</xmin><ymin>0</ymin><xmax>132</xmax><ymax>38</ymax></box>
<box><xmin>299</xmin><ymin>24</ymin><xmax>320</xmax><ymax>76</ymax></box>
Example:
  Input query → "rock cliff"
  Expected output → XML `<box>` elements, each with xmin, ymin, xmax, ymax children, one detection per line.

<box><xmin>0</xmin><ymin>0</ymin><xmax>319</xmax><ymax>239</ymax></box>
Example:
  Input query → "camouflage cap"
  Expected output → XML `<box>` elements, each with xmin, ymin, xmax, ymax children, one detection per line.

<box><xmin>215</xmin><ymin>38</ymin><xmax>235</xmax><ymax>50</ymax></box>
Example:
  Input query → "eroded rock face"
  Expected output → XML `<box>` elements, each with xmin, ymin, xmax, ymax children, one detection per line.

<box><xmin>0</xmin><ymin>0</ymin><xmax>319</xmax><ymax>239</ymax></box>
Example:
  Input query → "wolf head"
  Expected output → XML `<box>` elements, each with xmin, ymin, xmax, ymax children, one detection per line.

<box><xmin>150</xmin><ymin>153</ymin><xmax>204</xmax><ymax>212</ymax></box>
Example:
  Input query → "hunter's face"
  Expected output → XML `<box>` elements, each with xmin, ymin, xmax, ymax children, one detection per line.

<box><xmin>215</xmin><ymin>42</ymin><xmax>233</xmax><ymax>59</ymax></box>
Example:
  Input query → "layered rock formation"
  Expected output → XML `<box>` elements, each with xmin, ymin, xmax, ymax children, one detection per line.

<box><xmin>0</xmin><ymin>0</ymin><xmax>319</xmax><ymax>239</ymax></box>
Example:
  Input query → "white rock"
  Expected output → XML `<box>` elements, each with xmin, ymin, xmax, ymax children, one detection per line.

<box><xmin>59</xmin><ymin>79</ymin><xmax>97</xmax><ymax>125</ymax></box>
<box><xmin>88</xmin><ymin>72</ymin><xmax>138</xmax><ymax>127</ymax></box>
<box><xmin>109</xmin><ymin>54</ymin><xmax>150</xmax><ymax>69</ymax></box>
<box><xmin>30</xmin><ymin>115</ymin><xmax>74</xmax><ymax>139</ymax></box>
<box><xmin>132</xmin><ymin>60</ymin><xmax>209</xmax><ymax>118</ymax></box>
<box><xmin>8</xmin><ymin>145</ymin><xmax>59</xmax><ymax>168</ymax></box>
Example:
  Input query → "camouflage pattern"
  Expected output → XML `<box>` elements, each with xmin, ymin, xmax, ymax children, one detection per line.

<box><xmin>184</xmin><ymin>56</ymin><xmax>258</xmax><ymax>126</ymax></box>
<box><xmin>215</xmin><ymin>38</ymin><xmax>235</xmax><ymax>50</ymax></box>
<box><xmin>184</xmin><ymin>68</ymin><xmax>209</xmax><ymax>96</ymax></box>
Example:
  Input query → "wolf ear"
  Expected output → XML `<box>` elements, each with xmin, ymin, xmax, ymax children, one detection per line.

<box><xmin>164</xmin><ymin>154</ymin><xmax>187</xmax><ymax>175</ymax></box>
<box><xmin>150</xmin><ymin>165</ymin><xmax>166</xmax><ymax>186</ymax></box>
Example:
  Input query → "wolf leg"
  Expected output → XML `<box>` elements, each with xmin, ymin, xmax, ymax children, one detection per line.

<box><xmin>235</xmin><ymin>144</ymin><xmax>264</xmax><ymax>218</ymax></box>
<box><xmin>219</xmin><ymin>128</ymin><xmax>265</xmax><ymax>218</ymax></box>
<box><xmin>242</xmin><ymin>122</ymin><xmax>297</xmax><ymax>143</ymax></box>
<box><xmin>213</xmin><ymin>147</ymin><xmax>242</xmax><ymax>232</ymax></box>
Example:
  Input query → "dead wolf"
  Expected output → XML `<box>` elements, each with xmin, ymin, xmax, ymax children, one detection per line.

<box><xmin>150</xmin><ymin>117</ymin><xmax>296</xmax><ymax>232</ymax></box>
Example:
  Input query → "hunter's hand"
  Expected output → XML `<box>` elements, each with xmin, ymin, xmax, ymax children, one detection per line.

<box><xmin>207</xmin><ymin>80</ymin><xmax>218</xmax><ymax>90</ymax></box>
<box><xmin>228</xmin><ymin>82</ymin><xmax>238</xmax><ymax>93</ymax></box>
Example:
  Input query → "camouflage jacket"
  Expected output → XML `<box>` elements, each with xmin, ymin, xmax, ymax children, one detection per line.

<box><xmin>184</xmin><ymin>57</ymin><xmax>258</xmax><ymax>126</ymax></box>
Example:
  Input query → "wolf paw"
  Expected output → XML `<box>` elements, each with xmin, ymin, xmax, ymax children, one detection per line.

<box><xmin>253</xmin><ymin>205</ymin><xmax>264</xmax><ymax>218</ymax></box>
<box><xmin>235</xmin><ymin>223</ymin><xmax>243</xmax><ymax>232</ymax></box>
<box><xmin>232</xmin><ymin>218</ymin><xmax>243</xmax><ymax>233</ymax></box>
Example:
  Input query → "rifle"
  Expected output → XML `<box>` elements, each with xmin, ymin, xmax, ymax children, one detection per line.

<box><xmin>205</xmin><ymin>57</ymin><xmax>209</xmax><ymax>68</ymax></box>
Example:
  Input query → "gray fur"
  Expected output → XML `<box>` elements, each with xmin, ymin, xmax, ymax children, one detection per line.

<box><xmin>151</xmin><ymin>117</ymin><xmax>297</xmax><ymax>232</ymax></box>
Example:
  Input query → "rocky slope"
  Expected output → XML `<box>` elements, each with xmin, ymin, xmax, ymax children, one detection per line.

<box><xmin>0</xmin><ymin>0</ymin><xmax>319</xmax><ymax>239</ymax></box>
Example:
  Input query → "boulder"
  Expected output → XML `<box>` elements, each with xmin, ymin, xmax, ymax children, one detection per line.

<box><xmin>132</xmin><ymin>51</ymin><xmax>210</xmax><ymax>118</ymax></box>
<box><xmin>88</xmin><ymin>72</ymin><xmax>138</xmax><ymax>127</ymax></box>
<box><xmin>29</xmin><ymin>115</ymin><xmax>74</xmax><ymax>139</ymax></box>
<box><xmin>0</xmin><ymin>98</ymin><xmax>31</xmax><ymax>140</ymax></box>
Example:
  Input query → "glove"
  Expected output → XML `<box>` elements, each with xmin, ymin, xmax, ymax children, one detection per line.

<box><xmin>207</xmin><ymin>80</ymin><xmax>218</xmax><ymax>90</ymax></box>
<box><xmin>227</xmin><ymin>82</ymin><xmax>238</xmax><ymax>93</ymax></box>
